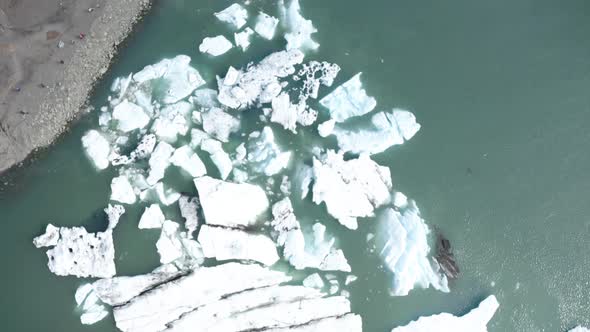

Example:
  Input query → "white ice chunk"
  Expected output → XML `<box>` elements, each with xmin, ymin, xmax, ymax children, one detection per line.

<box><xmin>271</xmin><ymin>92</ymin><xmax>298</xmax><ymax>132</ymax></box>
<box><xmin>312</xmin><ymin>150</ymin><xmax>392</xmax><ymax>229</ymax></box>
<box><xmin>147</xmin><ymin>142</ymin><xmax>174</xmax><ymax>185</ymax></box>
<box><xmin>295</xmin><ymin>164</ymin><xmax>313</xmax><ymax>199</ymax></box>
<box><xmin>570</xmin><ymin>327</ymin><xmax>590</xmax><ymax>332</ymax></box>
<box><xmin>190</xmin><ymin>128</ymin><xmax>210</xmax><ymax>148</ymax></box>
<box><xmin>303</xmin><ymin>273</ymin><xmax>324</xmax><ymax>289</ymax></box>
<box><xmin>201</xmin><ymin>107</ymin><xmax>240</xmax><ymax>142</ymax></box>
<box><xmin>254</xmin><ymin>12</ymin><xmax>279</xmax><ymax>40</ymax></box>
<box><xmin>33</xmin><ymin>224</ymin><xmax>60</xmax><ymax>248</ymax></box>
<box><xmin>377</xmin><ymin>203</ymin><xmax>449</xmax><ymax>296</ymax></box>
<box><xmin>223</xmin><ymin>66</ymin><xmax>241</xmax><ymax>86</ymax></box>
<box><xmin>170</xmin><ymin>145</ymin><xmax>207</xmax><ymax>178</ymax></box>
<box><xmin>318</xmin><ymin>119</ymin><xmax>336</xmax><ymax>137</ymax></box>
<box><xmin>199</xmin><ymin>36</ymin><xmax>233</xmax><ymax>56</ymax></box>
<box><xmin>76</xmin><ymin>285</ymin><xmax>109</xmax><ymax>325</ymax></box>
<box><xmin>156</xmin><ymin>221</ymin><xmax>183</xmax><ymax>264</ymax></box>
<box><xmin>82</xmin><ymin>130</ymin><xmax>111</xmax><ymax>170</ymax></box>
<box><xmin>278</xmin><ymin>0</ymin><xmax>319</xmax><ymax>51</ymax></box>
<box><xmin>246</xmin><ymin>127</ymin><xmax>292</xmax><ymax>176</ymax></box>
<box><xmin>194</xmin><ymin>176</ymin><xmax>269</xmax><ymax>227</ymax></box>
<box><xmin>192</xmin><ymin>88</ymin><xmax>220</xmax><ymax>109</ymax></box>
<box><xmin>201</xmin><ymin>139</ymin><xmax>233</xmax><ymax>180</ymax></box>
<box><xmin>262</xmin><ymin>313</ymin><xmax>362</xmax><ymax>331</ymax></box>
<box><xmin>392</xmin><ymin>191</ymin><xmax>408</xmax><ymax>209</ymax></box>
<box><xmin>178</xmin><ymin>196</ymin><xmax>199</xmax><ymax>237</ymax></box>
<box><xmin>151</xmin><ymin>101</ymin><xmax>192</xmax><ymax>143</ymax></box>
<box><xmin>112</xmin><ymin>100</ymin><xmax>150</xmax><ymax>132</ymax></box>
<box><xmin>234</xmin><ymin>27</ymin><xmax>254</xmax><ymax>51</ymax></box>
<box><xmin>138</xmin><ymin>204</ymin><xmax>165</xmax><ymax>229</ymax></box>
<box><xmin>154</xmin><ymin>182</ymin><xmax>181</xmax><ymax>206</ymax></box>
<box><xmin>110</xmin><ymin>175</ymin><xmax>137</xmax><ymax>204</ymax></box>
<box><xmin>333</xmin><ymin>109</ymin><xmax>421</xmax><ymax>155</ymax></box>
<box><xmin>198</xmin><ymin>225</ymin><xmax>279</xmax><ymax>266</ymax></box>
<box><xmin>104</xmin><ymin>204</ymin><xmax>125</xmax><ymax>230</ymax></box>
<box><xmin>345</xmin><ymin>275</ymin><xmax>358</xmax><ymax>286</ymax></box>
<box><xmin>214</xmin><ymin>3</ymin><xmax>248</xmax><ymax>30</ymax></box>
<box><xmin>319</xmin><ymin>73</ymin><xmax>376</xmax><ymax>122</ymax></box>
<box><xmin>391</xmin><ymin>295</ymin><xmax>499</xmax><ymax>332</ymax></box>
<box><xmin>112</xmin><ymin>263</ymin><xmax>291</xmax><ymax>332</ymax></box>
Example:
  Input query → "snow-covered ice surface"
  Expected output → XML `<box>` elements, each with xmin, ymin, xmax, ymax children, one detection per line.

<box><xmin>390</xmin><ymin>295</ymin><xmax>499</xmax><ymax>331</ymax></box>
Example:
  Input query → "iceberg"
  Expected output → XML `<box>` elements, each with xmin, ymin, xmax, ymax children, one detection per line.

<box><xmin>112</xmin><ymin>100</ymin><xmax>150</xmax><ymax>132</ymax></box>
<box><xmin>278</xmin><ymin>0</ymin><xmax>319</xmax><ymax>51</ymax></box>
<box><xmin>302</xmin><ymin>273</ymin><xmax>324</xmax><ymax>289</ymax></box>
<box><xmin>200</xmin><ymin>138</ymin><xmax>233</xmax><ymax>180</ymax></box>
<box><xmin>319</xmin><ymin>73</ymin><xmax>376</xmax><ymax>122</ymax></box>
<box><xmin>146</xmin><ymin>142</ymin><xmax>174</xmax><ymax>185</ymax></box>
<box><xmin>201</xmin><ymin>107</ymin><xmax>240</xmax><ymax>142</ymax></box>
<box><xmin>170</xmin><ymin>145</ymin><xmax>207</xmax><ymax>178</ymax></box>
<box><xmin>214</xmin><ymin>3</ymin><xmax>248</xmax><ymax>30</ymax></box>
<box><xmin>199</xmin><ymin>36</ymin><xmax>233</xmax><ymax>56</ymax></box>
<box><xmin>234</xmin><ymin>27</ymin><xmax>254</xmax><ymax>51</ymax></box>
<box><xmin>311</xmin><ymin>150</ymin><xmax>392</xmax><ymax>229</ymax></box>
<box><xmin>110</xmin><ymin>175</ymin><xmax>137</xmax><ymax>204</ymax></box>
<box><xmin>376</xmin><ymin>202</ymin><xmax>449</xmax><ymax>296</ymax></box>
<box><xmin>246</xmin><ymin>127</ymin><xmax>292</xmax><ymax>176</ymax></box>
<box><xmin>390</xmin><ymin>295</ymin><xmax>499</xmax><ymax>332</ymax></box>
<box><xmin>254</xmin><ymin>12</ymin><xmax>279</xmax><ymax>40</ymax></box>
<box><xmin>138</xmin><ymin>204</ymin><xmax>165</xmax><ymax>229</ymax></box>
<box><xmin>82</xmin><ymin>130</ymin><xmax>111</xmax><ymax>170</ymax></box>
<box><xmin>33</xmin><ymin>224</ymin><xmax>60</xmax><ymax>248</ymax></box>
<box><xmin>178</xmin><ymin>195</ymin><xmax>199</xmax><ymax>237</ymax></box>
<box><xmin>151</xmin><ymin>101</ymin><xmax>192</xmax><ymax>143</ymax></box>
<box><xmin>333</xmin><ymin>109</ymin><xmax>421</xmax><ymax>155</ymax></box>
<box><xmin>104</xmin><ymin>204</ymin><xmax>125</xmax><ymax>230</ymax></box>
<box><xmin>194</xmin><ymin>176</ymin><xmax>269</xmax><ymax>227</ymax></box>
<box><xmin>198</xmin><ymin>225</ymin><xmax>280</xmax><ymax>266</ymax></box>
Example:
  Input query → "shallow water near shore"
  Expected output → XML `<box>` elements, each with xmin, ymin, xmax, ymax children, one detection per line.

<box><xmin>2</xmin><ymin>0</ymin><xmax>590</xmax><ymax>331</ymax></box>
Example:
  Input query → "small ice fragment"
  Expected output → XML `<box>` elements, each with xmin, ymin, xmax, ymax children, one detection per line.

<box><xmin>112</xmin><ymin>100</ymin><xmax>150</xmax><ymax>132</ymax></box>
<box><xmin>214</xmin><ymin>3</ymin><xmax>248</xmax><ymax>30</ymax></box>
<box><xmin>138</xmin><ymin>204</ymin><xmax>165</xmax><ymax>229</ymax></box>
<box><xmin>390</xmin><ymin>295</ymin><xmax>499</xmax><ymax>332</ymax></box>
<box><xmin>147</xmin><ymin>142</ymin><xmax>175</xmax><ymax>185</ymax></box>
<box><xmin>194</xmin><ymin>176</ymin><xmax>269</xmax><ymax>227</ymax></box>
<box><xmin>33</xmin><ymin>224</ymin><xmax>60</xmax><ymax>248</ymax></box>
<box><xmin>199</xmin><ymin>36</ymin><xmax>233</xmax><ymax>56</ymax></box>
<box><xmin>98</xmin><ymin>112</ymin><xmax>111</xmax><ymax>127</ymax></box>
<box><xmin>278</xmin><ymin>0</ymin><xmax>319</xmax><ymax>51</ymax></box>
<box><xmin>201</xmin><ymin>139</ymin><xmax>233</xmax><ymax>180</ymax></box>
<box><xmin>76</xmin><ymin>285</ymin><xmax>109</xmax><ymax>325</ymax></box>
<box><xmin>156</xmin><ymin>221</ymin><xmax>184</xmax><ymax>264</ymax></box>
<box><xmin>104</xmin><ymin>204</ymin><xmax>125</xmax><ymax>230</ymax></box>
<box><xmin>319</xmin><ymin>73</ymin><xmax>376</xmax><ymax>122</ymax></box>
<box><xmin>234</xmin><ymin>27</ymin><xmax>254</xmax><ymax>51</ymax></box>
<box><xmin>223</xmin><ymin>66</ymin><xmax>241</xmax><ymax>86</ymax></box>
<box><xmin>302</xmin><ymin>273</ymin><xmax>324</xmax><ymax>289</ymax></box>
<box><xmin>201</xmin><ymin>108</ymin><xmax>240</xmax><ymax>142</ymax></box>
<box><xmin>170</xmin><ymin>145</ymin><xmax>207</xmax><ymax>178</ymax></box>
<box><xmin>198</xmin><ymin>225</ymin><xmax>280</xmax><ymax>266</ymax></box>
<box><xmin>318</xmin><ymin>119</ymin><xmax>336</xmax><ymax>137</ymax></box>
<box><xmin>110</xmin><ymin>175</ymin><xmax>137</xmax><ymax>204</ymax></box>
<box><xmin>328</xmin><ymin>279</ymin><xmax>339</xmax><ymax>295</ymax></box>
<box><xmin>82</xmin><ymin>130</ymin><xmax>111</xmax><ymax>170</ymax></box>
<box><xmin>254</xmin><ymin>12</ymin><xmax>279</xmax><ymax>40</ymax></box>
<box><xmin>392</xmin><ymin>191</ymin><xmax>408</xmax><ymax>209</ymax></box>
<box><xmin>345</xmin><ymin>275</ymin><xmax>358</xmax><ymax>286</ymax></box>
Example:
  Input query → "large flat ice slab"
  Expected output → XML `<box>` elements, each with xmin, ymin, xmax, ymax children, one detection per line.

<box><xmin>264</xmin><ymin>313</ymin><xmax>362</xmax><ymax>332</ymax></box>
<box><xmin>377</xmin><ymin>202</ymin><xmax>449</xmax><ymax>296</ymax></box>
<box><xmin>199</xmin><ymin>36</ymin><xmax>233</xmax><ymax>56</ymax></box>
<box><xmin>390</xmin><ymin>295</ymin><xmax>499</xmax><ymax>332</ymax></box>
<box><xmin>138</xmin><ymin>204</ymin><xmax>165</xmax><ymax>229</ymax></box>
<box><xmin>570</xmin><ymin>327</ymin><xmax>590</xmax><ymax>332</ymax></box>
<box><xmin>214</xmin><ymin>3</ymin><xmax>248</xmax><ymax>30</ymax></box>
<box><xmin>198</xmin><ymin>225</ymin><xmax>280</xmax><ymax>266</ymax></box>
<box><xmin>319</xmin><ymin>73</ymin><xmax>376</xmax><ymax>122</ymax></box>
<box><xmin>194</xmin><ymin>176</ymin><xmax>269</xmax><ymax>227</ymax></box>
<box><xmin>312</xmin><ymin>150</ymin><xmax>392</xmax><ymax>229</ymax></box>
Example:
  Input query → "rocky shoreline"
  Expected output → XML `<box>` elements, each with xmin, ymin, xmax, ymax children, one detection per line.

<box><xmin>0</xmin><ymin>0</ymin><xmax>151</xmax><ymax>173</ymax></box>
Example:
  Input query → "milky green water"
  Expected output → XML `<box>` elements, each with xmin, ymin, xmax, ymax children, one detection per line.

<box><xmin>1</xmin><ymin>0</ymin><xmax>590</xmax><ymax>331</ymax></box>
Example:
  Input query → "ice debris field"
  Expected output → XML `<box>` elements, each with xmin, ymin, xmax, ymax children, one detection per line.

<box><xmin>32</xmin><ymin>1</ymin><xmax>511</xmax><ymax>331</ymax></box>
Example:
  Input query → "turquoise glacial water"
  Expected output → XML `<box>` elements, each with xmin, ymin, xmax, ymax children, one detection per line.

<box><xmin>1</xmin><ymin>0</ymin><xmax>590</xmax><ymax>331</ymax></box>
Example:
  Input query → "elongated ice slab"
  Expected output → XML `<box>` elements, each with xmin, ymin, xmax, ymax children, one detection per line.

<box><xmin>76</xmin><ymin>284</ymin><xmax>109</xmax><ymax>325</ymax></box>
<box><xmin>82</xmin><ymin>130</ymin><xmax>111</xmax><ymax>170</ymax></box>
<box><xmin>178</xmin><ymin>196</ymin><xmax>199</xmax><ymax>237</ymax></box>
<box><xmin>105</xmin><ymin>204</ymin><xmax>125</xmax><ymax>230</ymax></box>
<box><xmin>214</xmin><ymin>3</ymin><xmax>248</xmax><ymax>30</ymax></box>
<box><xmin>151</xmin><ymin>101</ymin><xmax>192</xmax><ymax>143</ymax></box>
<box><xmin>320</xmin><ymin>73</ymin><xmax>376</xmax><ymax>122</ymax></box>
<box><xmin>377</xmin><ymin>202</ymin><xmax>449</xmax><ymax>296</ymax></box>
<box><xmin>390</xmin><ymin>295</ymin><xmax>499</xmax><ymax>331</ymax></box>
<box><xmin>199</xmin><ymin>35</ymin><xmax>233</xmax><ymax>56</ymax></box>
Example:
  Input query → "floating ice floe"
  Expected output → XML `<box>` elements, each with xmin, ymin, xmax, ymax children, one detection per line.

<box><xmin>151</xmin><ymin>101</ymin><xmax>192</xmax><ymax>143</ymax></box>
<box><xmin>270</xmin><ymin>92</ymin><xmax>318</xmax><ymax>132</ymax></box>
<box><xmin>377</xmin><ymin>201</ymin><xmax>449</xmax><ymax>296</ymax></box>
<box><xmin>246</xmin><ymin>127</ymin><xmax>292</xmax><ymax>176</ymax></box>
<box><xmin>33</xmin><ymin>224</ymin><xmax>60</xmax><ymax>248</ymax></box>
<box><xmin>82</xmin><ymin>130</ymin><xmax>111</xmax><ymax>170</ymax></box>
<box><xmin>110</xmin><ymin>175</ymin><xmax>137</xmax><ymax>204</ymax></box>
<box><xmin>199</xmin><ymin>35</ymin><xmax>233</xmax><ymax>56</ymax></box>
<box><xmin>278</xmin><ymin>0</ymin><xmax>319</xmax><ymax>51</ymax></box>
<box><xmin>214</xmin><ymin>3</ymin><xmax>248</xmax><ymax>30</ymax></box>
<box><xmin>146</xmin><ymin>142</ymin><xmax>174</xmax><ymax>185</ymax></box>
<box><xmin>201</xmin><ymin>138</ymin><xmax>233</xmax><ymax>180</ymax></box>
<box><xmin>302</xmin><ymin>273</ymin><xmax>324</xmax><ymax>289</ymax></box>
<box><xmin>198</xmin><ymin>225</ymin><xmax>279</xmax><ymax>266</ymax></box>
<box><xmin>194</xmin><ymin>176</ymin><xmax>269</xmax><ymax>227</ymax></box>
<box><xmin>201</xmin><ymin>107</ymin><xmax>240</xmax><ymax>142</ymax></box>
<box><xmin>75</xmin><ymin>284</ymin><xmax>109</xmax><ymax>325</ymax></box>
<box><xmin>333</xmin><ymin>109</ymin><xmax>421</xmax><ymax>155</ymax></box>
<box><xmin>139</xmin><ymin>182</ymin><xmax>181</xmax><ymax>206</ymax></box>
<box><xmin>254</xmin><ymin>12</ymin><xmax>279</xmax><ymax>40</ymax></box>
<box><xmin>234</xmin><ymin>27</ymin><xmax>254</xmax><ymax>51</ymax></box>
<box><xmin>112</xmin><ymin>100</ymin><xmax>150</xmax><ymax>133</ymax></box>
<box><xmin>390</xmin><ymin>295</ymin><xmax>499</xmax><ymax>332</ymax></box>
<box><xmin>271</xmin><ymin>198</ymin><xmax>351</xmax><ymax>272</ymax></box>
<box><xmin>318</xmin><ymin>119</ymin><xmax>336</xmax><ymax>137</ymax></box>
<box><xmin>138</xmin><ymin>204</ymin><xmax>165</xmax><ymax>229</ymax></box>
<box><xmin>320</xmin><ymin>73</ymin><xmax>377</xmax><ymax>122</ymax></box>
<box><xmin>156</xmin><ymin>220</ymin><xmax>204</xmax><ymax>267</ymax></box>
<box><xmin>311</xmin><ymin>150</ymin><xmax>392</xmax><ymax>229</ymax></box>
<box><xmin>170</xmin><ymin>145</ymin><xmax>207</xmax><ymax>178</ymax></box>
<box><xmin>570</xmin><ymin>327</ymin><xmax>590</xmax><ymax>332</ymax></box>
<box><xmin>132</xmin><ymin>55</ymin><xmax>205</xmax><ymax>104</ymax></box>
<box><xmin>104</xmin><ymin>204</ymin><xmax>125</xmax><ymax>229</ymax></box>
<box><xmin>178</xmin><ymin>195</ymin><xmax>199</xmax><ymax>237</ymax></box>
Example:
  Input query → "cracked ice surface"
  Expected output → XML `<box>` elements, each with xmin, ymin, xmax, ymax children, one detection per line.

<box><xmin>377</xmin><ymin>202</ymin><xmax>449</xmax><ymax>296</ymax></box>
<box><xmin>214</xmin><ymin>3</ymin><xmax>248</xmax><ymax>30</ymax></box>
<box><xmin>319</xmin><ymin>73</ymin><xmax>377</xmax><ymax>122</ymax></box>
<box><xmin>312</xmin><ymin>150</ymin><xmax>392</xmax><ymax>229</ymax></box>
<box><xmin>390</xmin><ymin>295</ymin><xmax>499</xmax><ymax>332</ymax></box>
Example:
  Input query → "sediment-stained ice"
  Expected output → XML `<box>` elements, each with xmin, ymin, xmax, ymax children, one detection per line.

<box><xmin>112</xmin><ymin>100</ymin><xmax>150</xmax><ymax>132</ymax></box>
<box><xmin>390</xmin><ymin>295</ymin><xmax>499</xmax><ymax>331</ymax></box>
<box><xmin>319</xmin><ymin>73</ymin><xmax>376</xmax><ymax>122</ymax></box>
<box><xmin>138</xmin><ymin>204</ymin><xmax>165</xmax><ymax>229</ymax></box>
<box><xmin>170</xmin><ymin>145</ymin><xmax>207</xmax><ymax>178</ymax></box>
<box><xmin>377</xmin><ymin>202</ymin><xmax>449</xmax><ymax>296</ymax></box>
<box><xmin>110</xmin><ymin>175</ymin><xmax>137</xmax><ymax>204</ymax></box>
<box><xmin>146</xmin><ymin>142</ymin><xmax>174</xmax><ymax>185</ymax></box>
<box><xmin>234</xmin><ymin>27</ymin><xmax>254</xmax><ymax>51</ymax></box>
<box><xmin>198</xmin><ymin>225</ymin><xmax>280</xmax><ymax>266</ymax></box>
<box><xmin>278</xmin><ymin>0</ymin><xmax>319</xmax><ymax>51</ymax></box>
<box><xmin>194</xmin><ymin>176</ymin><xmax>269</xmax><ymax>227</ymax></box>
<box><xmin>311</xmin><ymin>150</ymin><xmax>392</xmax><ymax>229</ymax></box>
<box><xmin>82</xmin><ymin>130</ymin><xmax>111</xmax><ymax>170</ymax></box>
<box><xmin>246</xmin><ymin>127</ymin><xmax>292</xmax><ymax>176</ymax></box>
<box><xmin>254</xmin><ymin>12</ymin><xmax>279</xmax><ymax>40</ymax></box>
<box><xmin>214</xmin><ymin>3</ymin><xmax>248</xmax><ymax>30</ymax></box>
<box><xmin>199</xmin><ymin>36</ymin><xmax>233</xmax><ymax>56</ymax></box>
<box><xmin>200</xmin><ymin>138</ymin><xmax>233</xmax><ymax>180</ymax></box>
<box><xmin>201</xmin><ymin>107</ymin><xmax>240</xmax><ymax>142</ymax></box>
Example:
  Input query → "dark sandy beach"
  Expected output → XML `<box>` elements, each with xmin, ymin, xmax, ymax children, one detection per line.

<box><xmin>0</xmin><ymin>0</ymin><xmax>150</xmax><ymax>173</ymax></box>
